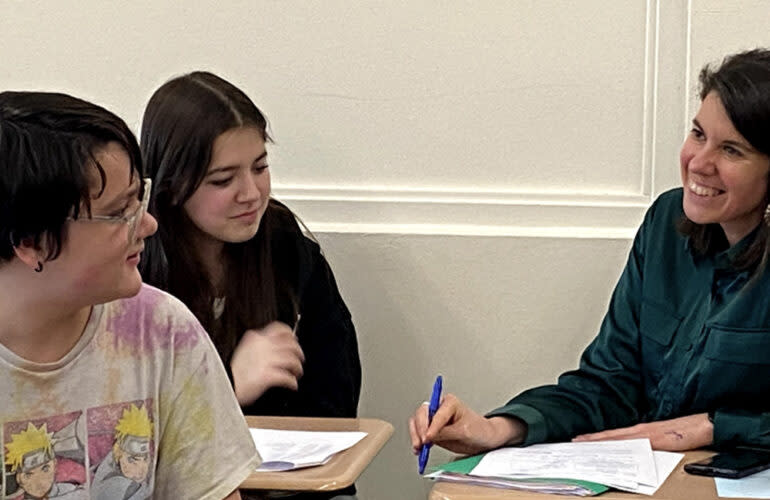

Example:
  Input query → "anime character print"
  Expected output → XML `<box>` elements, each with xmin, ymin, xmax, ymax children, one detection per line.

<box><xmin>88</xmin><ymin>401</ymin><xmax>153</xmax><ymax>500</ymax></box>
<box><xmin>3</xmin><ymin>412</ymin><xmax>88</xmax><ymax>500</ymax></box>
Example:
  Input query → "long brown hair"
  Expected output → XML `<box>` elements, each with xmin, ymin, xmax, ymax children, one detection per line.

<box><xmin>139</xmin><ymin>71</ymin><xmax>296</xmax><ymax>362</ymax></box>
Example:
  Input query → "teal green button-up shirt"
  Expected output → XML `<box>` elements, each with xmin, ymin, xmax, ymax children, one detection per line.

<box><xmin>489</xmin><ymin>188</ymin><xmax>770</xmax><ymax>447</ymax></box>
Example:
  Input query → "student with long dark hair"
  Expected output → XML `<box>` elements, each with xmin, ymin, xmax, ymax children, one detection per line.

<box><xmin>139</xmin><ymin>72</ymin><xmax>361</xmax><ymax>498</ymax></box>
<box><xmin>410</xmin><ymin>48</ymin><xmax>770</xmax><ymax>456</ymax></box>
<box><xmin>0</xmin><ymin>91</ymin><xmax>258</xmax><ymax>500</ymax></box>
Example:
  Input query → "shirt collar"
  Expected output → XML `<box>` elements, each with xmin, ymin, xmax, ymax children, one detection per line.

<box><xmin>685</xmin><ymin>223</ymin><xmax>761</xmax><ymax>270</ymax></box>
<box><xmin>714</xmin><ymin>224</ymin><xmax>761</xmax><ymax>270</ymax></box>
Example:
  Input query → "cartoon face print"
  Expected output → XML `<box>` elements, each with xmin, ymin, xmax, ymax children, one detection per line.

<box><xmin>5</xmin><ymin>422</ymin><xmax>58</xmax><ymax>498</ymax></box>
<box><xmin>17</xmin><ymin>458</ymin><xmax>55</xmax><ymax>498</ymax></box>
<box><xmin>116</xmin><ymin>450</ymin><xmax>150</xmax><ymax>482</ymax></box>
<box><xmin>89</xmin><ymin>401</ymin><xmax>154</xmax><ymax>500</ymax></box>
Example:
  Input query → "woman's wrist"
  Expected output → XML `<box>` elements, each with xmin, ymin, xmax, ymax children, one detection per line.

<box><xmin>487</xmin><ymin>416</ymin><xmax>527</xmax><ymax>447</ymax></box>
<box><xmin>705</xmin><ymin>411</ymin><xmax>716</xmax><ymax>445</ymax></box>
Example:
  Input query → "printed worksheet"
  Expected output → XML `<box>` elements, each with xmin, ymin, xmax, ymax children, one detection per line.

<box><xmin>249</xmin><ymin>428</ymin><xmax>367</xmax><ymax>471</ymax></box>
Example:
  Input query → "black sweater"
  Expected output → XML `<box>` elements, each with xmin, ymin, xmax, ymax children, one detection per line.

<box><xmin>237</xmin><ymin>203</ymin><xmax>361</xmax><ymax>499</ymax></box>
<box><xmin>235</xmin><ymin>203</ymin><xmax>362</xmax><ymax>419</ymax></box>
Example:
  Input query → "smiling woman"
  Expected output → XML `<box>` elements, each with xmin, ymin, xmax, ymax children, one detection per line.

<box><xmin>183</xmin><ymin>127</ymin><xmax>272</xmax><ymax>258</ymax></box>
<box><xmin>680</xmin><ymin>92</ymin><xmax>770</xmax><ymax>245</ymax></box>
<box><xmin>409</xmin><ymin>48</ymin><xmax>770</xmax><ymax>457</ymax></box>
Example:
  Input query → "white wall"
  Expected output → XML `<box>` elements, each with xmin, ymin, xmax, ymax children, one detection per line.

<box><xmin>2</xmin><ymin>1</ymin><xmax>769</xmax><ymax>499</ymax></box>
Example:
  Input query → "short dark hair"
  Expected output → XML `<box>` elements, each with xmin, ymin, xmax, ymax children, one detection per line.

<box><xmin>680</xmin><ymin>48</ymin><xmax>770</xmax><ymax>271</ymax></box>
<box><xmin>699</xmin><ymin>48</ymin><xmax>770</xmax><ymax>156</ymax></box>
<box><xmin>0</xmin><ymin>91</ymin><xmax>142</xmax><ymax>263</ymax></box>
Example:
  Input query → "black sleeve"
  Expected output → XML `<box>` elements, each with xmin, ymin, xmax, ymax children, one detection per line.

<box><xmin>289</xmin><ymin>239</ymin><xmax>362</xmax><ymax>417</ymax></box>
<box><xmin>238</xmin><ymin>202</ymin><xmax>362</xmax><ymax>418</ymax></box>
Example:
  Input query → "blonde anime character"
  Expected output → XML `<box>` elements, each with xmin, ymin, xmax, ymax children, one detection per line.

<box><xmin>5</xmin><ymin>422</ymin><xmax>86</xmax><ymax>500</ymax></box>
<box><xmin>91</xmin><ymin>404</ymin><xmax>153</xmax><ymax>500</ymax></box>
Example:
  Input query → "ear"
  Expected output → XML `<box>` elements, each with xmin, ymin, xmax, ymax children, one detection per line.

<box><xmin>12</xmin><ymin>236</ymin><xmax>46</xmax><ymax>271</ymax></box>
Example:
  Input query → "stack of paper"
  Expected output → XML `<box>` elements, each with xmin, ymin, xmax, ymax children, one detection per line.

<box><xmin>249</xmin><ymin>428</ymin><xmax>367</xmax><ymax>471</ymax></box>
<box><xmin>426</xmin><ymin>453</ymin><xmax>608</xmax><ymax>496</ymax></box>
<box><xmin>426</xmin><ymin>439</ymin><xmax>683</xmax><ymax>497</ymax></box>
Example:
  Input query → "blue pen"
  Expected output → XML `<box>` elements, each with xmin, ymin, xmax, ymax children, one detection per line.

<box><xmin>418</xmin><ymin>375</ymin><xmax>443</xmax><ymax>474</ymax></box>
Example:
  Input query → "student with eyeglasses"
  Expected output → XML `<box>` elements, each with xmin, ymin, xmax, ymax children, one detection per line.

<box><xmin>0</xmin><ymin>91</ymin><xmax>259</xmax><ymax>500</ymax></box>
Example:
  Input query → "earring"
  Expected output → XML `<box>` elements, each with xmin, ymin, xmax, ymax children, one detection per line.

<box><xmin>765</xmin><ymin>204</ymin><xmax>770</xmax><ymax>227</ymax></box>
<box><xmin>34</xmin><ymin>261</ymin><xmax>43</xmax><ymax>273</ymax></box>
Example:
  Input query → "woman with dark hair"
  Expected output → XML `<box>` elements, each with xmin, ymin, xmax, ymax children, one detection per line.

<box><xmin>410</xmin><ymin>48</ymin><xmax>770</xmax><ymax>456</ymax></box>
<box><xmin>139</xmin><ymin>72</ymin><xmax>361</xmax><ymax>498</ymax></box>
<box><xmin>0</xmin><ymin>91</ymin><xmax>258</xmax><ymax>499</ymax></box>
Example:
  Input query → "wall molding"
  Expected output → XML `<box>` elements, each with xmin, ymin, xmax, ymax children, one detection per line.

<box><xmin>272</xmin><ymin>0</ymin><xmax>688</xmax><ymax>240</ymax></box>
<box><xmin>273</xmin><ymin>186</ymin><xmax>651</xmax><ymax>239</ymax></box>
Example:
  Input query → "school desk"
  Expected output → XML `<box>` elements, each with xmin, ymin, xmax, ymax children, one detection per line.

<box><xmin>428</xmin><ymin>450</ymin><xmax>756</xmax><ymax>499</ymax></box>
<box><xmin>240</xmin><ymin>416</ymin><xmax>393</xmax><ymax>491</ymax></box>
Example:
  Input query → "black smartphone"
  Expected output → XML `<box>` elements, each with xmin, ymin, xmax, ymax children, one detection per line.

<box><xmin>684</xmin><ymin>448</ymin><xmax>770</xmax><ymax>479</ymax></box>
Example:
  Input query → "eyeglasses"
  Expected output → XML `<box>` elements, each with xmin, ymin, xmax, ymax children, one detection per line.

<box><xmin>69</xmin><ymin>178</ymin><xmax>152</xmax><ymax>243</ymax></box>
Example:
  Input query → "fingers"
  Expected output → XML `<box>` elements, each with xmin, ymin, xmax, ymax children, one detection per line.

<box><xmin>573</xmin><ymin>415</ymin><xmax>712</xmax><ymax>451</ymax></box>
<box><xmin>408</xmin><ymin>403</ymin><xmax>431</xmax><ymax>453</ymax></box>
<box><xmin>257</xmin><ymin>321</ymin><xmax>294</xmax><ymax>337</ymax></box>
<box><xmin>286</xmin><ymin>339</ymin><xmax>306</xmax><ymax>364</ymax></box>
<box><xmin>425</xmin><ymin>393</ymin><xmax>461</xmax><ymax>442</ymax></box>
<box><xmin>263</xmin><ymin>367</ymin><xmax>301</xmax><ymax>391</ymax></box>
<box><xmin>242</xmin><ymin>327</ymin><xmax>306</xmax><ymax>364</ymax></box>
<box><xmin>408</xmin><ymin>416</ymin><xmax>421</xmax><ymax>454</ymax></box>
<box><xmin>231</xmin><ymin>325</ymin><xmax>307</xmax><ymax>402</ymax></box>
<box><xmin>272</xmin><ymin>349</ymin><xmax>304</xmax><ymax>379</ymax></box>
<box><xmin>414</xmin><ymin>402</ymin><xmax>430</xmax><ymax>439</ymax></box>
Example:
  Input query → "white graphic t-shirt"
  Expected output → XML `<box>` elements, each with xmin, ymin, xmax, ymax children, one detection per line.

<box><xmin>0</xmin><ymin>285</ymin><xmax>260</xmax><ymax>499</ymax></box>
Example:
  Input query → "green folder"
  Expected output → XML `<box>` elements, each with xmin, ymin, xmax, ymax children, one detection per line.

<box><xmin>431</xmin><ymin>453</ymin><xmax>486</xmax><ymax>474</ymax></box>
<box><xmin>431</xmin><ymin>453</ymin><xmax>610</xmax><ymax>496</ymax></box>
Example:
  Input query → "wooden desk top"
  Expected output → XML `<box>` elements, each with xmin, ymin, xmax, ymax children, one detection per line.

<box><xmin>240</xmin><ymin>416</ymin><xmax>393</xmax><ymax>491</ymax></box>
<box><xmin>429</xmin><ymin>450</ymin><xmax>755</xmax><ymax>500</ymax></box>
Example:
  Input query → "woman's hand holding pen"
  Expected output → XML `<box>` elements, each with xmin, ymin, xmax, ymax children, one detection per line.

<box><xmin>572</xmin><ymin>413</ymin><xmax>713</xmax><ymax>451</ymax></box>
<box><xmin>230</xmin><ymin>321</ymin><xmax>305</xmax><ymax>406</ymax></box>
<box><xmin>408</xmin><ymin>393</ymin><xmax>527</xmax><ymax>455</ymax></box>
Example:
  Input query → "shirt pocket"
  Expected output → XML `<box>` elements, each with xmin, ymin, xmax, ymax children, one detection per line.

<box><xmin>701</xmin><ymin>325</ymin><xmax>770</xmax><ymax>405</ymax></box>
<box><xmin>639</xmin><ymin>299</ymin><xmax>681</xmax><ymax>389</ymax></box>
<box><xmin>704</xmin><ymin>325</ymin><xmax>770</xmax><ymax>365</ymax></box>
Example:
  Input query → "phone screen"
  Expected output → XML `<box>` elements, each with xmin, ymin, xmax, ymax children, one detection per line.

<box><xmin>684</xmin><ymin>448</ymin><xmax>770</xmax><ymax>479</ymax></box>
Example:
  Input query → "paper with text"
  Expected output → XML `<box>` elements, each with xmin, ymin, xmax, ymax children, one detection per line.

<box><xmin>635</xmin><ymin>451</ymin><xmax>684</xmax><ymax>495</ymax></box>
<box><xmin>249</xmin><ymin>428</ymin><xmax>367</xmax><ymax>471</ymax></box>
<box><xmin>471</xmin><ymin>439</ymin><xmax>674</xmax><ymax>493</ymax></box>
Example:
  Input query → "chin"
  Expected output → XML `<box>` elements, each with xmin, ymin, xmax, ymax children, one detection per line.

<box><xmin>116</xmin><ymin>274</ymin><xmax>144</xmax><ymax>299</ymax></box>
<box><xmin>683</xmin><ymin>209</ymin><xmax>705</xmax><ymax>224</ymax></box>
<box><xmin>682</xmin><ymin>201</ymin><xmax>714</xmax><ymax>225</ymax></box>
<box><xmin>223</xmin><ymin>226</ymin><xmax>260</xmax><ymax>243</ymax></box>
